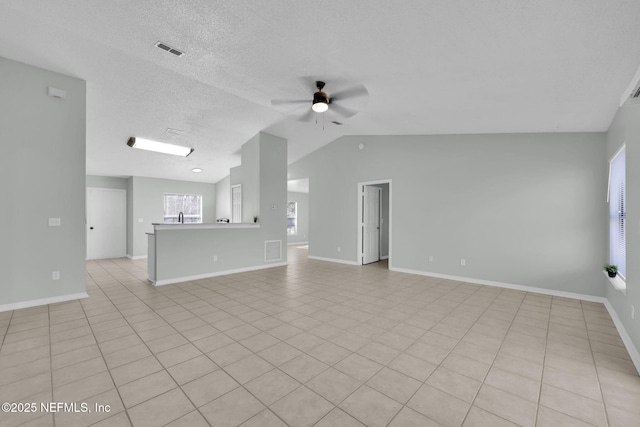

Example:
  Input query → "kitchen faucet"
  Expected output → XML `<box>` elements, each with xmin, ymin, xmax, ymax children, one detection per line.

<box><xmin>178</xmin><ymin>212</ymin><xmax>184</xmax><ymax>223</ymax></box>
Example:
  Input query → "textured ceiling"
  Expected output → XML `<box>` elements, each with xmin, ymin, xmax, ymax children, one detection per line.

<box><xmin>1</xmin><ymin>1</ymin><xmax>640</xmax><ymax>183</ymax></box>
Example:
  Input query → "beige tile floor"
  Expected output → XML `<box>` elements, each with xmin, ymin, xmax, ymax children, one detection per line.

<box><xmin>1</xmin><ymin>246</ymin><xmax>639</xmax><ymax>427</ymax></box>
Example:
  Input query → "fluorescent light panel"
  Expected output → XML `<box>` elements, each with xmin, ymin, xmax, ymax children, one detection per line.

<box><xmin>127</xmin><ymin>137</ymin><xmax>193</xmax><ymax>157</ymax></box>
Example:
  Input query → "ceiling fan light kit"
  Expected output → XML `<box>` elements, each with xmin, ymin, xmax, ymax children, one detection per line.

<box><xmin>312</xmin><ymin>81</ymin><xmax>329</xmax><ymax>113</ymax></box>
<box><xmin>127</xmin><ymin>137</ymin><xmax>194</xmax><ymax>157</ymax></box>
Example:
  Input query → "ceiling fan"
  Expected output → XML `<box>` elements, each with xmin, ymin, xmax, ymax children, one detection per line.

<box><xmin>271</xmin><ymin>78</ymin><xmax>369</xmax><ymax>123</ymax></box>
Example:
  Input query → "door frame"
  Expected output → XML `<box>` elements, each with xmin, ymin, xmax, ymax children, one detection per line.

<box><xmin>86</xmin><ymin>187</ymin><xmax>126</xmax><ymax>260</ymax></box>
<box><xmin>357</xmin><ymin>179</ymin><xmax>392</xmax><ymax>266</ymax></box>
<box><xmin>362</xmin><ymin>185</ymin><xmax>382</xmax><ymax>264</ymax></box>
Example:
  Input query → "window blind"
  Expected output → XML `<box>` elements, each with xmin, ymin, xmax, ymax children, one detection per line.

<box><xmin>163</xmin><ymin>193</ymin><xmax>203</xmax><ymax>223</ymax></box>
<box><xmin>609</xmin><ymin>146</ymin><xmax>626</xmax><ymax>278</ymax></box>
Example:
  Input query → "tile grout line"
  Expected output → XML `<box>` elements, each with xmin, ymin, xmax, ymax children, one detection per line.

<box><xmin>416</xmin><ymin>285</ymin><xmax>525</xmax><ymax>427</ymax></box>
<box><xmin>583</xmin><ymin>299</ymin><xmax>611</xmax><ymax>427</ymax></box>
<box><xmin>84</xmin><ymin>260</ymin><xmax>212</xmax><ymax>427</ymax></box>
<box><xmin>532</xmin><ymin>294</ymin><xmax>553</xmax><ymax>427</ymax></box>
<box><xmin>4</xmin><ymin>250</ymin><xmax>638</xmax><ymax>427</ymax></box>
<box><xmin>80</xmin><ymin>268</ymin><xmax>136</xmax><ymax>427</ymax></box>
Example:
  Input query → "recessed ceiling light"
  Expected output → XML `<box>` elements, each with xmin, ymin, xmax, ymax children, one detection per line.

<box><xmin>127</xmin><ymin>137</ymin><xmax>193</xmax><ymax>157</ymax></box>
<box><xmin>192</xmin><ymin>168</ymin><xmax>203</xmax><ymax>173</ymax></box>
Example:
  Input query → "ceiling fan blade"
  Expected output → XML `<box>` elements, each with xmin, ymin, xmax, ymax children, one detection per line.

<box><xmin>298</xmin><ymin>76</ymin><xmax>320</xmax><ymax>91</ymax></box>
<box><xmin>297</xmin><ymin>108</ymin><xmax>315</xmax><ymax>122</ymax></box>
<box><xmin>329</xmin><ymin>84</ymin><xmax>368</xmax><ymax>101</ymax></box>
<box><xmin>329</xmin><ymin>103</ymin><xmax>359</xmax><ymax>119</ymax></box>
<box><xmin>271</xmin><ymin>99</ymin><xmax>309</xmax><ymax>106</ymax></box>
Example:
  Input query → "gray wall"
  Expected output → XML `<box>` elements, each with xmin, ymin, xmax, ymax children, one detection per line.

<box><xmin>87</xmin><ymin>175</ymin><xmax>128</xmax><ymax>190</ymax></box>
<box><xmin>606</xmin><ymin>104</ymin><xmax>640</xmax><ymax>354</ymax></box>
<box><xmin>231</xmin><ymin>134</ymin><xmax>260</xmax><ymax>223</ymax></box>
<box><xmin>130</xmin><ymin>177</ymin><xmax>216</xmax><ymax>257</ymax></box>
<box><xmin>288</xmin><ymin>133</ymin><xmax>607</xmax><ymax>296</ymax></box>
<box><xmin>0</xmin><ymin>57</ymin><xmax>86</xmax><ymax>306</ymax></box>
<box><xmin>155</xmin><ymin>132</ymin><xmax>288</xmax><ymax>281</ymax></box>
<box><xmin>216</xmin><ymin>175</ymin><xmax>231</xmax><ymax>220</ymax></box>
<box><xmin>287</xmin><ymin>191</ymin><xmax>309</xmax><ymax>244</ymax></box>
<box><xmin>127</xmin><ymin>177</ymin><xmax>134</xmax><ymax>257</ymax></box>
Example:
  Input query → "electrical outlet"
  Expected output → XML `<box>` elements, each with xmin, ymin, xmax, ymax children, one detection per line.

<box><xmin>48</xmin><ymin>218</ymin><xmax>61</xmax><ymax>227</ymax></box>
<box><xmin>52</xmin><ymin>271</ymin><xmax>60</xmax><ymax>280</ymax></box>
<box><xmin>213</xmin><ymin>255</ymin><xmax>218</xmax><ymax>262</ymax></box>
<box><xmin>429</xmin><ymin>255</ymin><xmax>434</xmax><ymax>262</ymax></box>
<box><xmin>138</xmin><ymin>218</ymin><xmax>144</xmax><ymax>223</ymax></box>
<box><xmin>460</xmin><ymin>259</ymin><xmax>466</xmax><ymax>266</ymax></box>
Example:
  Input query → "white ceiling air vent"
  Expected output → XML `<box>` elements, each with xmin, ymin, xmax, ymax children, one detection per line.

<box><xmin>620</xmin><ymin>63</ymin><xmax>640</xmax><ymax>107</ymax></box>
<box><xmin>155</xmin><ymin>42</ymin><xmax>184</xmax><ymax>57</ymax></box>
<box><xmin>166</xmin><ymin>128</ymin><xmax>183</xmax><ymax>136</ymax></box>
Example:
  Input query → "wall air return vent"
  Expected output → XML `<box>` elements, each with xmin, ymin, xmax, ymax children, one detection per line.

<box><xmin>155</xmin><ymin>42</ymin><xmax>184</xmax><ymax>57</ymax></box>
<box><xmin>265</xmin><ymin>240</ymin><xmax>282</xmax><ymax>262</ymax></box>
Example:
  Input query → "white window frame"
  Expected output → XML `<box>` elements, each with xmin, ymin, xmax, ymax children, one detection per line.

<box><xmin>608</xmin><ymin>144</ymin><xmax>626</xmax><ymax>281</ymax></box>
<box><xmin>163</xmin><ymin>193</ymin><xmax>203</xmax><ymax>223</ymax></box>
<box><xmin>231</xmin><ymin>184</ymin><xmax>242</xmax><ymax>223</ymax></box>
<box><xmin>287</xmin><ymin>201</ymin><xmax>297</xmax><ymax>235</ymax></box>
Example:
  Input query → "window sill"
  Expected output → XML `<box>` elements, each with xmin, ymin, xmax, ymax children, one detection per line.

<box><xmin>603</xmin><ymin>270</ymin><xmax>626</xmax><ymax>295</ymax></box>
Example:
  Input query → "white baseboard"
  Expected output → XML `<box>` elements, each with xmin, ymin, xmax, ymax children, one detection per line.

<box><xmin>390</xmin><ymin>265</ymin><xmax>640</xmax><ymax>374</ymax></box>
<box><xmin>288</xmin><ymin>241</ymin><xmax>309</xmax><ymax>246</ymax></box>
<box><xmin>381</xmin><ymin>255</ymin><xmax>389</xmax><ymax>260</ymax></box>
<box><xmin>152</xmin><ymin>262</ymin><xmax>288</xmax><ymax>286</ymax></box>
<box><xmin>389</xmin><ymin>266</ymin><xmax>606</xmax><ymax>303</ymax></box>
<box><xmin>603</xmin><ymin>300</ymin><xmax>640</xmax><ymax>374</ymax></box>
<box><xmin>127</xmin><ymin>254</ymin><xmax>148</xmax><ymax>260</ymax></box>
<box><xmin>0</xmin><ymin>292</ymin><xmax>89</xmax><ymax>313</ymax></box>
<box><xmin>308</xmin><ymin>255</ymin><xmax>360</xmax><ymax>266</ymax></box>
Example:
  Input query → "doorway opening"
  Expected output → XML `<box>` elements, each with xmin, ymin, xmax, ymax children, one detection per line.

<box><xmin>357</xmin><ymin>179</ymin><xmax>391</xmax><ymax>267</ymax></box>
<box><xmin>287</xmin><ymin>178</ymin><xmax>310</xmax><ymax>248</ymax></box>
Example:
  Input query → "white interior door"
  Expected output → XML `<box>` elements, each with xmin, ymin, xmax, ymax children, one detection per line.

<box><xmin>362</xmin><ymin>185</ymin><xmax>381</xmax><ymax>264</ymax></box>
<box><xmin>87</xmin><ymin>188</ymin><xmax>126</xmax><ymax>259</ymax></box>
<box><xmin>231</xmin><ymin>184</ymin><xmax>242</xmax><ymax>223</ymax></box>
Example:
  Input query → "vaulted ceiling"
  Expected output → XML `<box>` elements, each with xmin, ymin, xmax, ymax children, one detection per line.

<box><xmin>2</xmin><ymin>1</ymin><xmax>640</xmax><ymax>183</ymax></box>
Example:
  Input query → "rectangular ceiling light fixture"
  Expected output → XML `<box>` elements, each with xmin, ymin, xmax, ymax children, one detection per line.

<box><xmin>127</xmin><ymin>137</ymin><xmax>194</xmax><ymax>157</ymax></box>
